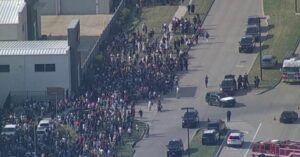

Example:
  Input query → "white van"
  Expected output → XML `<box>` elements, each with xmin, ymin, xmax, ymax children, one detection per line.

<box><xmin>1</xmin><ymin>124</ymin><xmax>17</xmax><ymax>136</ymax></box>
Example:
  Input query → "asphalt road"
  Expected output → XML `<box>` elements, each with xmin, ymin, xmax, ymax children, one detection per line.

<box><xmin>132</xmin><ymin>0</ymin><xmax>300</xmax><ymax>156</ymax></box>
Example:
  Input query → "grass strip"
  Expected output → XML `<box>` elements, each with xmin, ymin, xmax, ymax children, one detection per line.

<box><xmin>248</xmin><ymin>0</ymin><xmax>300</xmax><ymax>88</ymax></box>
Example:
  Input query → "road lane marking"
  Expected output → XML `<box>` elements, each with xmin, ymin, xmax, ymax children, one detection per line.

<box><xmin>243</xmin><ymin>122</ymin><xmax>262</xmax><ymax>157</ymax></box>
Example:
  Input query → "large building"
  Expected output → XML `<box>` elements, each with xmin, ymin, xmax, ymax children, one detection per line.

<box><xmin>0</xmin><ymin>0</ymin><xmax>28</xmax><ymax>41</ymax></box>
<box><xmin>0</xmin><ymin>40</ymin><xmax>71</xmax><ymax>93</ymax></box>
<box><xmin>37</xmin><ymin>0</ymin><xmax>112</xmax><ymax>15</ymax></box>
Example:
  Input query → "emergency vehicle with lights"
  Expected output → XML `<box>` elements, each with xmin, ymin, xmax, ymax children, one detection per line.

<box><xmin>252</xmin><ymin>140</ymin><xmax>300</xmax><ymax>157</ymax></box>
<box><xmin>282</xmin><ymin>57</ymin><xmax>300</xmax><ymax>83</ymax></box>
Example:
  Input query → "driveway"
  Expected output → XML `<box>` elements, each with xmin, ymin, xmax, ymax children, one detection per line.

<box><xmin>134</xmin><ymin>0</ymin><xmax>262</xmax><ymax>156</ymax></box>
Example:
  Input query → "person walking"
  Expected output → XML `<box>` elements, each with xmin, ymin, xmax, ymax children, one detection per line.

<box><xmin>205</xmin><ymin>75</ymin><xmax>208</xmax><ymax>88</ymax></box>
<box><xmin>226</xmin><ymin>110</ymin><xmax>231</xmax><ymax>122</ymax></box>
<box><xmin>139</xmin><ymin>108</ymin><xmax>143</xmax><ymax>118</ymax></box>
<box><xmin>176</xmin><ymin>85</ymin><xmax>180</xmax><ymax>99</ymax></box>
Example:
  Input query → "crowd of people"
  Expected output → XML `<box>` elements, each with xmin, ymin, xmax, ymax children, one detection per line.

<box><xmin>0</xmin><ymin>6</ymin><xmax>206</xmax><ymax>157</ymax></box>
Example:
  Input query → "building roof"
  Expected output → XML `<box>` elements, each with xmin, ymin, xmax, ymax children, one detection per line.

<box><xmin>0</xmin><ymin>0</ymin><xmax>26</xmax><ymax>24</ymax></box>
<box><xmin>41</xmin><ymin>15</ymin><xmax>113</xmax><ymax>37</ymax></box>
<box><xmin>0</xmin><ymin>40</ymin><xmax>69</xmax><ymax>56</ymax></box>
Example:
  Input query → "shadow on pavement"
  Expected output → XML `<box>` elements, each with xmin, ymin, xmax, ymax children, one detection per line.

<box><xmin>233</xmin><ymin>102</ymin><xmax>246</xmax><ymax>108</ymax></box>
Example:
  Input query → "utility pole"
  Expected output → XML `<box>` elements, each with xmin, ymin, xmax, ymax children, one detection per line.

<box><xmin>181</xmin><ymin>107</ymin><xmax>195</xmax><ymax>157</ymax></box>
<box><xmin>259</xmin><ymin>17</ymin><xmax>263</xmax><ymax>80</ymax></box>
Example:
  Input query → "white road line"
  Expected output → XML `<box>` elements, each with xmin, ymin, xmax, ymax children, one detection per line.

<box><xmin>243</xmin><ymin>122</ymin><xmax>262</xmax><ymax>157</ymax></box>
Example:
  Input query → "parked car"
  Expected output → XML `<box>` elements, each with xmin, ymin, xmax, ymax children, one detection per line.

<box><xmin>280</xmin><ymin>111</ymin><xmax>298</xmax><ymax>123</ymax></box>
<box><xmin>207</xmin><ymin>119</ymin><xmax>227</xmax><ymax>135</ymax></box>
<box><xmin>261</xmin><ymin>55</ymin><xmax>278</xmax><ymax>69</ymax></box>
<box><xmin>166</xmin><ymin>138</ymin><xmax>184</xmax><ymax>157</ymax></box>
<box><xmin>247</xmin><ymin>15</ymin><xmax>260</xmax><ymax>25</ymax></box>
<box><xmin>182</xmin><ymin>109</ymin><xmax>199</xmax><ymax>128</ymax></box>
<box><xmin>1</xmin><ymin>124</ymin><xmax>17</xmax><ymax>136</ymax></box>
<box><xmin>227</xmin><ymin>132</ymin><xmax>244</xmax><ymax>147</ymax></box>
<box><xmin>220</xmin><ymin>75</ymin><xmax>237</xmax><ymax>96</ymax></box>
<box><xmin>205</xmin><ymin>92</ymin><xmax>236</xmax><ymax>107</ymax></box>
<box><xmin>239</xmin><ymin>35</ymin><xmax>255</xmax><ymax>53</ymax></box>
<box><xmin>202</xmin><ymin>129</ymin><xmax>220</xmax><ymax>145</ymax></box>
<box><xmin>246</xmin><ymin>24</ymin><xmax>260</xmax><ymax>42</ymax></box>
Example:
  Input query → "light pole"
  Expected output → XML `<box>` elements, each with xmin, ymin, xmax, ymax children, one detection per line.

<box><xmin>181</xmin><ymin>107</ymin><xmax>194</xmax><ymax>157</ymax></box>
<box><xmin>258</xmin><ymin>18</ymin><xmax>262</xmax><ymax>80</ymax></box>
<box><xmin>258</xmin><ymin>16</ymin><xmax>267</xmax><ymax>80</ymax></box>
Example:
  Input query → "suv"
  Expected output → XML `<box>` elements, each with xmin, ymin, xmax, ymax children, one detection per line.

<box><xmin>202</xmin><ymin>129</ymin><xmax>220</xmax><ymax>145</ymax></box>
<box><xmin>220</xmin><ymin>75</ymin><xmax>237</xmax><ymax>96</ymax></box>
<box><xmin>205</xmin><ymin>92</ymin><xmax>236</xmax><ymax>107</ymax></box>
<box><xmin>261</xmin><ymin>55</ymin><xmax>278</xmax><ymax>69</ymax></box>
<box><xmin>239</xmin><ymin>35</ymin><xmax>255</xmax><ymax>53</ymax></box>
<box><xmin>182</xmin><ymin>109</ymin><xmax>199</xmax><ymax>128</ymax></box>
<box><xmin>247</xmin><ymin>15</ymin><xmax>260</xmax><ymax>25</ymax></box>
<box><xmin>280</xmin><ymin>111</ymin><xmax>298</xmax><ymax>123</ymax></box>
<box><xmin>246</xmin><ymin>24</ymin><xmax>260</xmax><ymax>42</ymax></box>
<box><xmin>207</xmin><ymin>119</ymin><xmax>227</xmax><ymax>135</ymax></box>
<box><xmin>166</xmin><ymin>139</ymin><xmax>184</xmax><ymax>157</ymax></box>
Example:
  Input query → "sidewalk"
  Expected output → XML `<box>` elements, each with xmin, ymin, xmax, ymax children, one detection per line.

<box><xmin>136</xmin><ymin>0</ymin><xmax>192</xmax><ymax>126</ymax></box>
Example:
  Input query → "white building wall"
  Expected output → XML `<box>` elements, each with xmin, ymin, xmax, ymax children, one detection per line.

<box><xmin>0</xmin><ymin>53</ymin><xmax>71</xmax><ymax>94</ymax></box>
<box><xmin>18</xmin><ymin>3</ymin><xmax>28</xmax><ymax>40</ymax></box>
<box><xmin>0</xmin><ymin>4</ymin><xmax>27</xmax><ymax>41</ymax></box>
<box><xmin>0</xmin><ymin>24</ymin><xmax>18</xmax><ymax>40</ymax></box>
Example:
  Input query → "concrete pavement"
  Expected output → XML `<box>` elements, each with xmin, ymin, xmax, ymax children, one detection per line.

<box><xmin>134</xmin><ymin>0</ymin><xmax>262</xmax><ymax>156</ymax></box>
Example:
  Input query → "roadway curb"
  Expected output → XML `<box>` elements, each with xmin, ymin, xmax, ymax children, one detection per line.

<box><xmin>214</xmin><ymin>130</ymin><xmax>231</xmax><ymax>157</ymax></box>
<box><xmin>131</xmin><ymin>123</ymin><xmax>149</xmax><ymax>157</ymax></box>
<box><xmin>255</xmin><ymin>78</ymin><xmax>281</xmax><ymax>95</ymax></box>
<box><xmin>201</xmin><ymin>0</ymin><xmax>216</xmax><ymax>26</ymax></box>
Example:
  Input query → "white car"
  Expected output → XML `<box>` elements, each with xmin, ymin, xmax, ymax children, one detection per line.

<box><xmin>227</xmin><ymin>132</ymin><xmax>244</xmax><ymax>147</ymax></box>
<box><xmin>1</xmin><ymin>124</ymin><xmax>17</xmax><ymax>136</ymax></box>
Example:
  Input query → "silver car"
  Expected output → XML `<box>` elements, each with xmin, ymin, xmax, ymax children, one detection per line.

<box><xmin>261</xmin><ymin>55</ymin><xmax>278</xmax><ymax>69</ymax></box>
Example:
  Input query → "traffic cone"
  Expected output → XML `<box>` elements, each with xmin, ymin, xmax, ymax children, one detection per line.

<box><xmin>274</xmin><ymin>116</ymin><xmax>276</xmax><ymax>121</ymax></box>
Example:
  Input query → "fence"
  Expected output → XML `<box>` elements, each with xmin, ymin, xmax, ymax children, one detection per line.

<box><xmin>8</xmin><ymin>91</ymin><xmax>64</xmax><ymax>105</ymax></box>
<box><xmin>80</xmin><ymin>0</ymin><xmax>126</xmax><ymax>75</ymax></box>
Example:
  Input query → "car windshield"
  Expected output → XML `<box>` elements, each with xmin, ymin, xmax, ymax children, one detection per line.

<box><xmin>229</xmin><ymin>136</ymin><xmax>240</xmax><ymax>140</ymax></box>
<box><xmin>248</xmin><ymin>18</ymin><xmax>259</xmax><ymax>25</ymax></box>
<box><xmin>241</xmin><ymin>37</ymin><xmax>252</xmax><ymax>44</ymax></box>
<box><xmin>282</xmin><ymin>112</ymin><xmax>296</xmax><ymax>118</ymax></box>
<box><xmin>184</xmin><ymin>112</ymin><xmax>196</xmax><ymax>119</ymax></box>
<box><xmin>168</xmin><ymin>141</ymin><xmax>181</xmax><ymax>149</ymax></box>
<box><xmin>283</xmin><ymin>67</ymin><xmax>299</xmax><ymax>73</ymax></box>
<box><xmin>246</xmin><ymin>27</ymin><xmax>258</xmax><ymax>34</ymax></box>
<box><xmin>2</xmin><ymin>128</ymin><xmax>15</xmax><ymax>132</ymax></box>
<box><xmin>202</xmin><ymin>133</ymin><xmax>214</xmax><ymax>138</ymax></box>
<box><xmin>207</xmin><ymin>123</ymin><xmax>218</xmax><ymax>129</ymax></box>
<box><xmin>262</xmin><ymin>58</ymin><xmax>271</xmax><ymax>62</ymax></box>
<box><xmin>39</xmin><ymin>123</ymin><xmax>49</xmax><ymax>127</ymax></box>
<box><xmin>221</xmin><ymin>80</ymin><xmax>233</xmax><ymax>87</ymax></box>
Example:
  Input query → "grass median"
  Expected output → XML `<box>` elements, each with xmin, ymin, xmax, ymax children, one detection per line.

<box><xmin>183</xmin><ymin>129</ymin><xmax>220</xmax><ymax>157</ymax></box>
<box><xmin>248</xmin><ymin>0</ymin><xmax>300</xmax><ymax>88</ymax></box>
<box><xmin>116</xmin><ymin>121</ymin><xmax>147</xmax><ymax>157</ymax></box>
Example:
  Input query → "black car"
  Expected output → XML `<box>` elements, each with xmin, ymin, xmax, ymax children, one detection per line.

<box><xmin>247</xmin><ymin>15</ymin><xmax>260</xmax><ymax>25</ymax></box>
<box><xmin>246</xmin><ymin>25</ymin><xmax>260</xmax><ymax>42</ymax></box>
<box><xmin>220</xmin><ymin>75</ymin><xmax>237</xmax><ymax>96</ymax></box>
<box><xmin>280</xmin><ymin>111</ymin><xmax>298</xmax><ymax>123</ymax></box>
<box><xmin>207</xmin><ymin>119</ymin><xmax>227</xmax><ymax>135</ymax></box>
<box><xmin>182</xmin><ymin>109</ymin><xmax>199</xmax><ymax>128</ymax></box>
<box><xmin>166</xmin><ymin>139</ymin><xmax>184</xmax><ymax>157</ymax></box>
<box><xmin>205</xmin><ymin>92</ymin><xmax>236</xmax><ymax>107</ymax></box>
<box><xmin>239</xmin><ymin>35</ymin><xmax>255</xmax><ymax>53</ymax></box>
<box><xmin>202</xmin><ymin>129</ymin><xmax>220</xmax><ymax>145</ymax></box>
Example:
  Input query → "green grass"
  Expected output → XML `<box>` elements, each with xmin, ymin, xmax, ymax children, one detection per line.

<box><xmin>135</xmin><ymin>5</ymin><xmax>178</xmax><ymax>38</ymax></box>
<box><xmin>185</xmin><ymin>0</ymin><xmax>214</xmax><ymax>19</ymax></box>
<box><xmin>116</xmin><ymin>121</ymin><xmax>147</xmax><ymax>157</ymax></box>
<box><xmin>248</xmin><ymin>0</ymin><xmax>300</xmax><ymax>88</ymax></box>
<box><xmin>183</xmin><ymin>130</ymin><xmax>220</xmax><ymax>157</ymax></box>
<box><xmin>297</xmin><ymin>0</ymin><xmax>300</xmax><ymax>13</ymax></box>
